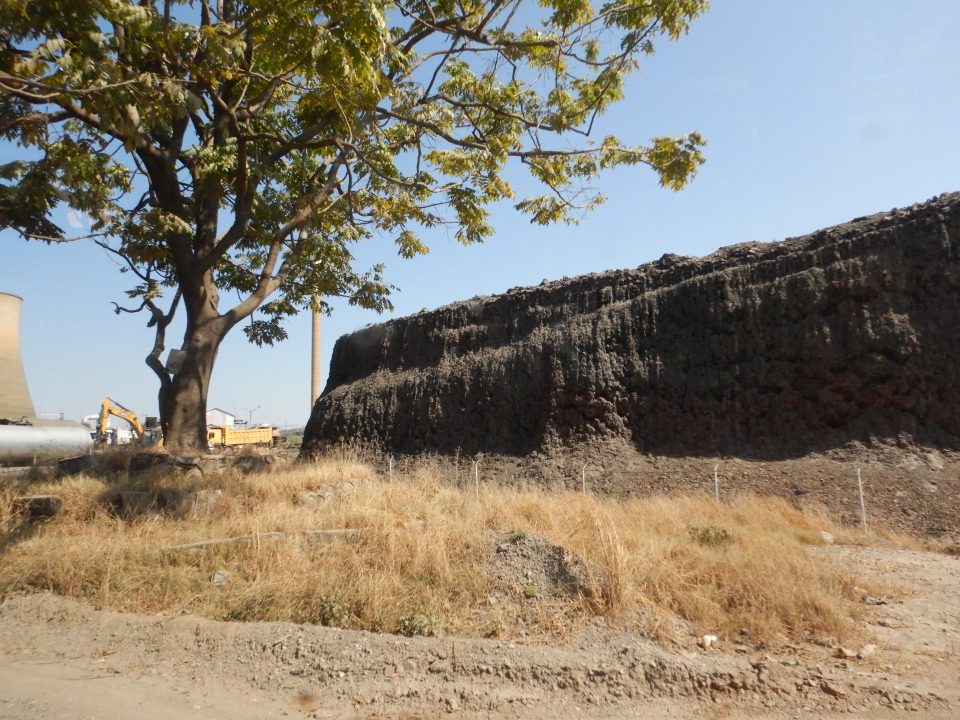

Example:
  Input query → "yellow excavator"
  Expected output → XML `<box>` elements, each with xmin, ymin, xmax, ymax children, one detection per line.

<box><xmin>96</xmin><ymin>398</ymin><xmax>276</xmax><ymax>449</ymax></box>
<box><xmin>96</xmin><ymin>397</ymin><xmax>147</xmax><ymax>445</ymax></box>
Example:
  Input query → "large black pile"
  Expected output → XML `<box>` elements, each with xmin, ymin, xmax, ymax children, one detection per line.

<box><xmin>303</xmin><ymin>193</ymin><xmax>960</xmax><ymax>461</ymax></box>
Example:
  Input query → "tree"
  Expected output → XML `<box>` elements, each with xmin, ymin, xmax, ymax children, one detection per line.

<box><xmin>0</xmin><ymin>0</ymin><xmax>707</xmax><ymax>451</ymax></box>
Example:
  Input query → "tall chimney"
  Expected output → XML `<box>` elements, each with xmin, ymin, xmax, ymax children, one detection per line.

<box><xmin>310</xmin><ymin>300</ymin><xmax>322</xmax><ymax>409</ymax></box>
<box><xmin>0</xmin><ymin>292</ymin><xmax>36</xmax><ymax>420</ymax></box>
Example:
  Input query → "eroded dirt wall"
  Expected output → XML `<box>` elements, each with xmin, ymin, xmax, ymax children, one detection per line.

<box><xmin>303</xmin><ymin>193</ymin><xmax>960</xmax><ymax>459</ymax></box>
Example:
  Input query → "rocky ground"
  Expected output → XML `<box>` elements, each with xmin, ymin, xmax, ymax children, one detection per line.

<box><xmin>1</xmin><ymin>543</ymin><xmax>957</xmax><ymax>720</ymax></box>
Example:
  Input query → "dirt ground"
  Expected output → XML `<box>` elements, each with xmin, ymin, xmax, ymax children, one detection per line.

<box><xmin>1</xmin><ymin>543</ymin><xmax>957</xmax><ymax>720</ymax></box>
<box><xmin>390</xmin><ymin>444</ymin><xmax>960</xmax><ymax>540</ymax></box>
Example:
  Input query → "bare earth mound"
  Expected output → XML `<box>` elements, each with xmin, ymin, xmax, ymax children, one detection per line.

<box><xmin>303</xmin><ymin>192</ymin><xmax>960</xmax><ymax>461</ymax></box>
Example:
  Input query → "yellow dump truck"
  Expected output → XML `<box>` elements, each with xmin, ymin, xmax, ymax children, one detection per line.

<box><xmin>206</xmin><ymin>425</ymin><xmax>278</xmax><ymax>449</ymax></box>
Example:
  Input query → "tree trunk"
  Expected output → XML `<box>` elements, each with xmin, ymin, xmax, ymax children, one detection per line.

<box><xmin>162</xmin><ymin>325</ymin><xmax>223</xmax><ymax>453</ymax></box>
<box><xmin>157</xmin><ymin>380</ymin><xmax>174</xmax><ymax>442</ymax></box>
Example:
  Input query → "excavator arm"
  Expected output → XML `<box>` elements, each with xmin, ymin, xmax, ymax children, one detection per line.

<box><xmin>97</xmin><ymin>398</ymin><xmax>146</xmax><ymax>443</ymax></box>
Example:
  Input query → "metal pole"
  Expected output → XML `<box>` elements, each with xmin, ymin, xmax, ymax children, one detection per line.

<box><xmin>857</xmin><ymin>467</ymin><xmax>868</xmax><ymax>532</ymax></box>
<box><xmin>714</xmin><ymin>464</ymin><xmax>720</xmax><ymax>502</ymax></box>
<box><xmin>311</xmin><ymin>297</ymin><xmax>322</xmax><ymax>409</ymax></box>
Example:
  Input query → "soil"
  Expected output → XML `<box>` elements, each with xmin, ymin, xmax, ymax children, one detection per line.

<box><xmin>383</xmin><ymin>443</ymin><xmax>960</xmax><ymax>539</ymax></box>
<box><xmin>1</xmin><ymin>544</ymin><xmax>957</xmax><ymax>720</ymax></box>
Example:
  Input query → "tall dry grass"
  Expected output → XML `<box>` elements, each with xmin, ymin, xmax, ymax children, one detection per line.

<box><xmin>0</xmin><ymin>456</ymin><xmax>876</xmax><ymax>645</ymax></box>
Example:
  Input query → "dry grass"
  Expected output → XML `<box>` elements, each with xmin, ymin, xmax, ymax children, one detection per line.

<box><xmin>0</xmin><ymin>455</ymin><xmax>879</xmax><ymax>646</ymax></box>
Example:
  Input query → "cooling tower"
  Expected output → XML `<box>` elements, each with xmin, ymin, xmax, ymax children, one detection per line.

<box><xmin>1</xmin><ymin>291</ymin><xmax>92</xmax><ymax>463</ymax></box>
<box><xmin>0</xmin><ymin>292</ymin><xmax>35</xmax><ymax>420</ymax></box>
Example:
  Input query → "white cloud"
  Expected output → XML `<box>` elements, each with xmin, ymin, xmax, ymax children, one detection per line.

<box><xmin>66</xmin><ymin>211</ymin><xmax>87</xmax><ymax>230</ymax></box>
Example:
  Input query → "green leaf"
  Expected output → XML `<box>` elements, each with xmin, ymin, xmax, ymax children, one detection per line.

<box><xmin>0</xmin><ymin>0</ymin><xmax>708</xmax><ymax>442</ymax></box>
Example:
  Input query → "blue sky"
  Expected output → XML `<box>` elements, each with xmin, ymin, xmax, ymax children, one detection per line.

<box><xmin>2</xmin><ymin>1</ymin><xmax>959</xmax><ymax>428</ymax></box>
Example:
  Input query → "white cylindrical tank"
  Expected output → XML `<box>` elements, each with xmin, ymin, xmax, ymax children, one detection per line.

<box><xmin>0</xmin><ymin>422</ymin><xmax>93</xmax><ymax>463</ymax></box>
<box><xmin>0</xmin><ymin>292</ymin><xmax>36</xmax><ymax>420</ymax></box>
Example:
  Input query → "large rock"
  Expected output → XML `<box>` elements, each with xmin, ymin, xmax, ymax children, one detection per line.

<box><xmin>302</xmin><ymin>193</ymin><xmax>960</xmax><ymax>459</ymax></box>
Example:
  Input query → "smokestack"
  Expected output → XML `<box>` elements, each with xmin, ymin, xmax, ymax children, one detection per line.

<box><xmin>310</xmin><ymin>300</ymin><xmax>322</xmax><ymax>409</ymax></box>
<box><xmin>0</xmin><ymin>292</ymin><xmax>36</xmax><ymax>420</ymax></box>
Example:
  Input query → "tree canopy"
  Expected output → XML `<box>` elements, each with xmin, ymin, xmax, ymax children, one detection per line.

<box><xmin>0</xmin><ymin>0</ymin><xmax>707</xmax><ymax>450</ymax></box>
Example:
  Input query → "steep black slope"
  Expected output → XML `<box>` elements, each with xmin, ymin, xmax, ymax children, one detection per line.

<box><xmin>303</xmin><ymin>193</ymin><xmax>960</xmax><ymax>459</ymax></box>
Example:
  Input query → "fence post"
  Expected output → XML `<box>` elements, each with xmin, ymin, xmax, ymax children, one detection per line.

<box><xmin>713</xmin><ymin>464</ymin><xmax>720</xmax><ymax>502</ymax></box>
<box><xmin>857</xmin><ymin>467</ymin><xmax>868</xmax><ymax>532</ymax></box>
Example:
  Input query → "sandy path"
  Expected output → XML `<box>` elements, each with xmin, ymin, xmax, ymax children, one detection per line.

<box><xmin>0</xmin><ymin>661</ymin><xmax>279</xmax><ymax>720</ymax></box>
